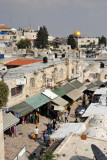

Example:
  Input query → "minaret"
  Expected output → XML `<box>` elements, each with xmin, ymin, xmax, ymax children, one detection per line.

<box><xmin>37</xmin><ymin>25</ymin><xmax>40</xmax><ymax>31</ymax></box>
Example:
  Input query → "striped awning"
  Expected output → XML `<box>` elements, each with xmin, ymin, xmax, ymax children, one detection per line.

<box><xmin>3</xmin><ymin>112</ymin><xmax>19</xmax><ymax>131</ymax></box>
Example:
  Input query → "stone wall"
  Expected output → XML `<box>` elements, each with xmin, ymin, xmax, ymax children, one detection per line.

<box><xmin>0</xmin><ymin>110</ymin><xmax>5</xmax><ymax>160</ymax></box>
<box><xmin>5</xmin><ymin>58</ymin><xmax>83</xmax><ymax>108</ymax></box>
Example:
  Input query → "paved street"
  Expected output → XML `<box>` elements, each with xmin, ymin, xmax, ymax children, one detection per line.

<box><xmin>4</xmin><ymin>100</ymin><xmax>87</xmax><ymax>160</ymax></box>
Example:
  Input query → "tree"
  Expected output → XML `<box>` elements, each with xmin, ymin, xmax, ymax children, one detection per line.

<box><xmin>99</xmin><ymin>35</ymin><xmax>106</xmax><ymax>47</ymax></box>
<box><xmin>67</xmin><ymin>34</ymin><xmax>77</xmax><ymax>49</ymax></box>
<box><xmin>42</xmin><ymin>151</ymin><xmax>56</xmax><ymax>160</ymax></box>
<box><xmin>16</xmin><ymin>39</ymin><xmax>31</xmax><ymax>49</ymax></box>
<box><xmin>0</xmin><ymin>81</ymin><xmax>9</xmax><ymax>108</ymax></box>
<box><xmin>36</xmin><ymin>26</ymin><xmax>48</xmax><ymax>49</ymax></box>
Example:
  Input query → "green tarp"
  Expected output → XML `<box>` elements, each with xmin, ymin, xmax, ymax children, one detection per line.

<box><xmin>52</xmin><ymin>88</ymin><xmax>66</xmax><ymax>97</ymax></box>
<box><xmin>70</xmin><ymin>80</ymin><xmax>83</xmax><ymax>89</ymax></box>
<box><xmin>25</xmin><ymin>94</ymin><xmax>51</xmax><ymax>109</ymax></box>
<box><xmin>60</xmin><ymin>83</ymin><xmax>75</xmax><ymax>94</ymax></box>
<box><xmin>9</xmin><ymin>102</ymin><xmax>33</xmax><ymax>117</ymax></box>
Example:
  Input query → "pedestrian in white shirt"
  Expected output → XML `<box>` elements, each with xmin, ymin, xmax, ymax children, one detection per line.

<box><xmin>34</xmin><ymin>126</ymin><xmax>39</xmax><ymax>141</ymax></box>
<box><xmin>65</xmin><ymin>112</ymin><xmax>68</xmax><ymax>123</ymax></box>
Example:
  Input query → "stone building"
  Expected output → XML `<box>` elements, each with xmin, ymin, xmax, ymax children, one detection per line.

<box><xmin>73</xmin><ymin>30</ymin><xmax>99</xmax><ymax>49</ymax></box>
<box><xmin>1</xmin><ymin>57</ymin><xmax>83</xmax><ymax>108</ymax></box>
<box><xmin>0</xmin><ymin>110</ymin><xmax>5</xmax><ymax>160</ymax></box>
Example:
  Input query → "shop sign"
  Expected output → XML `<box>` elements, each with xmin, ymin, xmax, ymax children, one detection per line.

<box><xmin>16</xmin><ymin>78</ymin><xmax>26</xmax><ymax>85</ymax></box>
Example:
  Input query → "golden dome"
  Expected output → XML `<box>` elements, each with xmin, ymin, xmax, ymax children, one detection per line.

<box><xmin>74</xmin><ymin>30</ymin><xmax>81</xmax><ymax>37</ymax></box>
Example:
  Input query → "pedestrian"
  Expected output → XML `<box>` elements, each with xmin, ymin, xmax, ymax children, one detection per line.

<box><xmin>53</xmin><ymin>119</ymin><xmax>56</xmax><ymax>129</ymax></box>
<box><xmin>43</xmin><ymin>130</ymin><xmax>46</xmax><ymax>141</ymax></box>
<box><xmin>44</xmin><ymin>132</ymin><xmax>49</xmax><ymax>147</ymax></box>
<box><xmin>75</xmin><ymin>110</ymin><xmax>78</xmax><ymax>118</ymax></box>
<box><xmin>47</xmin><ymin>123</ymin><xmax>52</xmax><ymax>134</ymax></box>
<box><xmin>34</xmin><ymin>126</ymin><xmax>39</xmax><ymax>141</ymax></box>
<box><xmin>56</xmin><ymin>112</ymin><xmax>59</xmax><ymax>121</ymax></box>
<box><xmin>74</xmin><ymin>118</ymin><xmax>78</xmax><ymax>123</ymax></box>
<box><xmin>11</xmin><ymin>126</ymin><xmax>15</xmax><ymax>138</ymax></box>
<box><xmin>14</xmin><ymin>125</ymin><xmax>17</xmax><ymax>137</ymax></box>
<box><xmin>61</xmin><ymin>113</ymin><xmax>64</xmax><ymax>121</ymax></box>
<box><xmin>65</xmin><ymin>112</ymin><xmax>68</xmax><ymax>123</ymax></box>
<box><xmin>89</xmin><ymin>93</ymin><xmax>92</xmax><ymax>104</ymax></box>
<box><xmin>67</xmin><ymin>104</ymin><xmax>71</xmax><ymax>115</ymax></box>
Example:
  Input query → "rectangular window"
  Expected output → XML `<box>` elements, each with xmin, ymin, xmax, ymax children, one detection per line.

<box><xmin>72</xmin><ymin>68</ymin><xmax>74</xmax><ymax>74</ymax></box>
<box><xmin>11</xmin><ymin>86</ymin><xmax>22</xmax><ymax>96</ymax></box>
<box><xmin>43</xmin><ymin>75</ymin><xmax>46</xmax><ymax>83</ymax></box>
<box><xmin>60</xmin><ymin>69</ymin><xmax>63</xmax><ymax>78</ymax></box>
<box><xmin>52</xmin><ymin>72</ymin><xmax>54</xmax><ymax>81</ymax></box>
<box><xmin>30</xmin><ymin>78</ymin><xmax>35</xmax><ymax>87</ymax></box>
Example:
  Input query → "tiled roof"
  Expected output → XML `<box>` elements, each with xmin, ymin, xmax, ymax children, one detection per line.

<box><xmin>25</xmin><ymin>27</ymin><xmax>32</xmax><ymax>30</ymax></box>
<box><xmin>5</xmin><ymin>59</ymin><xmax>43</xmax><ymax>66</ymax></box>
<box><xmin>0</xmin><ymin>26</ymin><xmax>10</xmax><ymax>29</ymax></box>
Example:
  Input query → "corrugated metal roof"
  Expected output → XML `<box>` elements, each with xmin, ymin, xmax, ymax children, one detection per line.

<box><xmin>60</xmin><ymin>83</ymin><xmax>75</xmax><ymax>94</ymax></box>
<box><xmin>66</xmin><ymin>89</ymin><xmax>83</xmax><ymax>101</ymax></box>
<box><xmin>52</xmin><ymin>96</ymin><xmax>68</xmax><ymax>107</ymax></box>
<box><xmin>42</xmin><ymin>89</ymin><xmax>58</xmax><ymax>100</ymax></box>
<box><xmin>70</xmin><ymin>80</ymin><xmax>83</xmax><ymax>89</ymax></box>
<box><xmin>3</xmin><ymin>112</ymin><xmax>19</xmax><ymax>131</ymax></box>
<box><xmin>9</xmin><ymin>102</ymin><xmax>33</xmax><ymax>117</ymax></box>
<box><xmin>25</xmin><ymin>94</ymin><xmax>51</xmax><ymax>109</ymax></box>
<box><xmin>52</xmin><ymin>88</ymin><xmax>66</xmax><ymax>97</ymax></box>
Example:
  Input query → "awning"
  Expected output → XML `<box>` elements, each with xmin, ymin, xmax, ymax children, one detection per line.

<box><xmin>9</xmin><ymin>102</ymin><xmax>33</xmax><ymax>117</ymax></box>
<box><xmin>52</xmin><ymin>88</ymin><xmax>66</xmax><ymax>97</ymax></box>
<box><xmin>42</xmin><ymin>89</ymin><xmax>58</xmax><ymax>100</ymax></box>
<box><xmin>52</xmin><ymin>96</ymin><xmax>68</xmax><ymax>107</ymax></box>
<box><xmin>66</xmin><ymin>89</ymin><xmax>83</xmax><ymax>101</ymax></box>
<box><xmin>94</xmin><ymin>88</ymin><xmax>107</xmax><ymax>95</ymax></box>
<box><xmin>3</xmin><ymin>112</ymin><xmax>20</xmax><ymax>131</ymax></box>
<box><xmin>88</xmin><ymin>86</ymin><xmax>99</xmax><ymax>92</ymax></box>
<box><xmin>70</xmin><ymin>80</ymin><xmax>87</xmax><ymax>92</ymax></box>
<box><xmin>70</xmin><ymin>80</ymin><xmax>83</xmax><ymax>89</ymax></box>
<box><xmin>25</xmin><ymin>94</ymin><xmax>51</xmax><ymax>109</ymax></box>
<box><xmin>60</xmin><ymin>83</ymin><xmax>75</xmax><ymax>94</ymax></box>
<box><xmin>77</xmin><ymin>85</ymin><xmax>87</xmax><ymax>92</ymax></box>
<box><xmin>54</xmin><ymin>105</ymin><xmax>65</xmax><ymax>111</ymax></box>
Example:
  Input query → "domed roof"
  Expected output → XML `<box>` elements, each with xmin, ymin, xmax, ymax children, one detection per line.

<box><xmin>74</xmin><ymin>30</ymin><xmax>81</xmax><ymax>37</ymax></box>
<box><xmin>89</xmin><ymin>115</ymin><xmax>107</xmax><ymax>131</ymax></box>
<box><xmin>83</xmin><ymin>127</ymin><xmax>107</xmax><ymax>140</ymax></box>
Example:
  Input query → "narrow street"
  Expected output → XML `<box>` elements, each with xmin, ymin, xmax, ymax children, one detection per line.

<box><xmin>4</xmin><ymin>99</ymin><xmax>88</xmax><ymax>160</ymax></box>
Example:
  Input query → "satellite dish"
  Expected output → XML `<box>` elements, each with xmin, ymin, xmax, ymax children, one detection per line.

<box><xmin>91</xmin><ymin>144</ymin><xmax>107</xmax><ymax>160</ymax></box>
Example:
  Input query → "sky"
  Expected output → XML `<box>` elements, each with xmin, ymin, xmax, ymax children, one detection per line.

<box><xmin>0</xmin><ymin>0</ymin><xmax>107</xmax><ymax>37</ymax></box>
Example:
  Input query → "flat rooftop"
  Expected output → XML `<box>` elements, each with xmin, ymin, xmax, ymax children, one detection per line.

<box><xmin>56</xmin><ymin>135</ymin><xmax>107</xmax><ymax>160</ymax></box>
<box><xmin>2</xmin><ymin>59</ymin><xmax>64</xmax><ymax>81</ymax></box>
